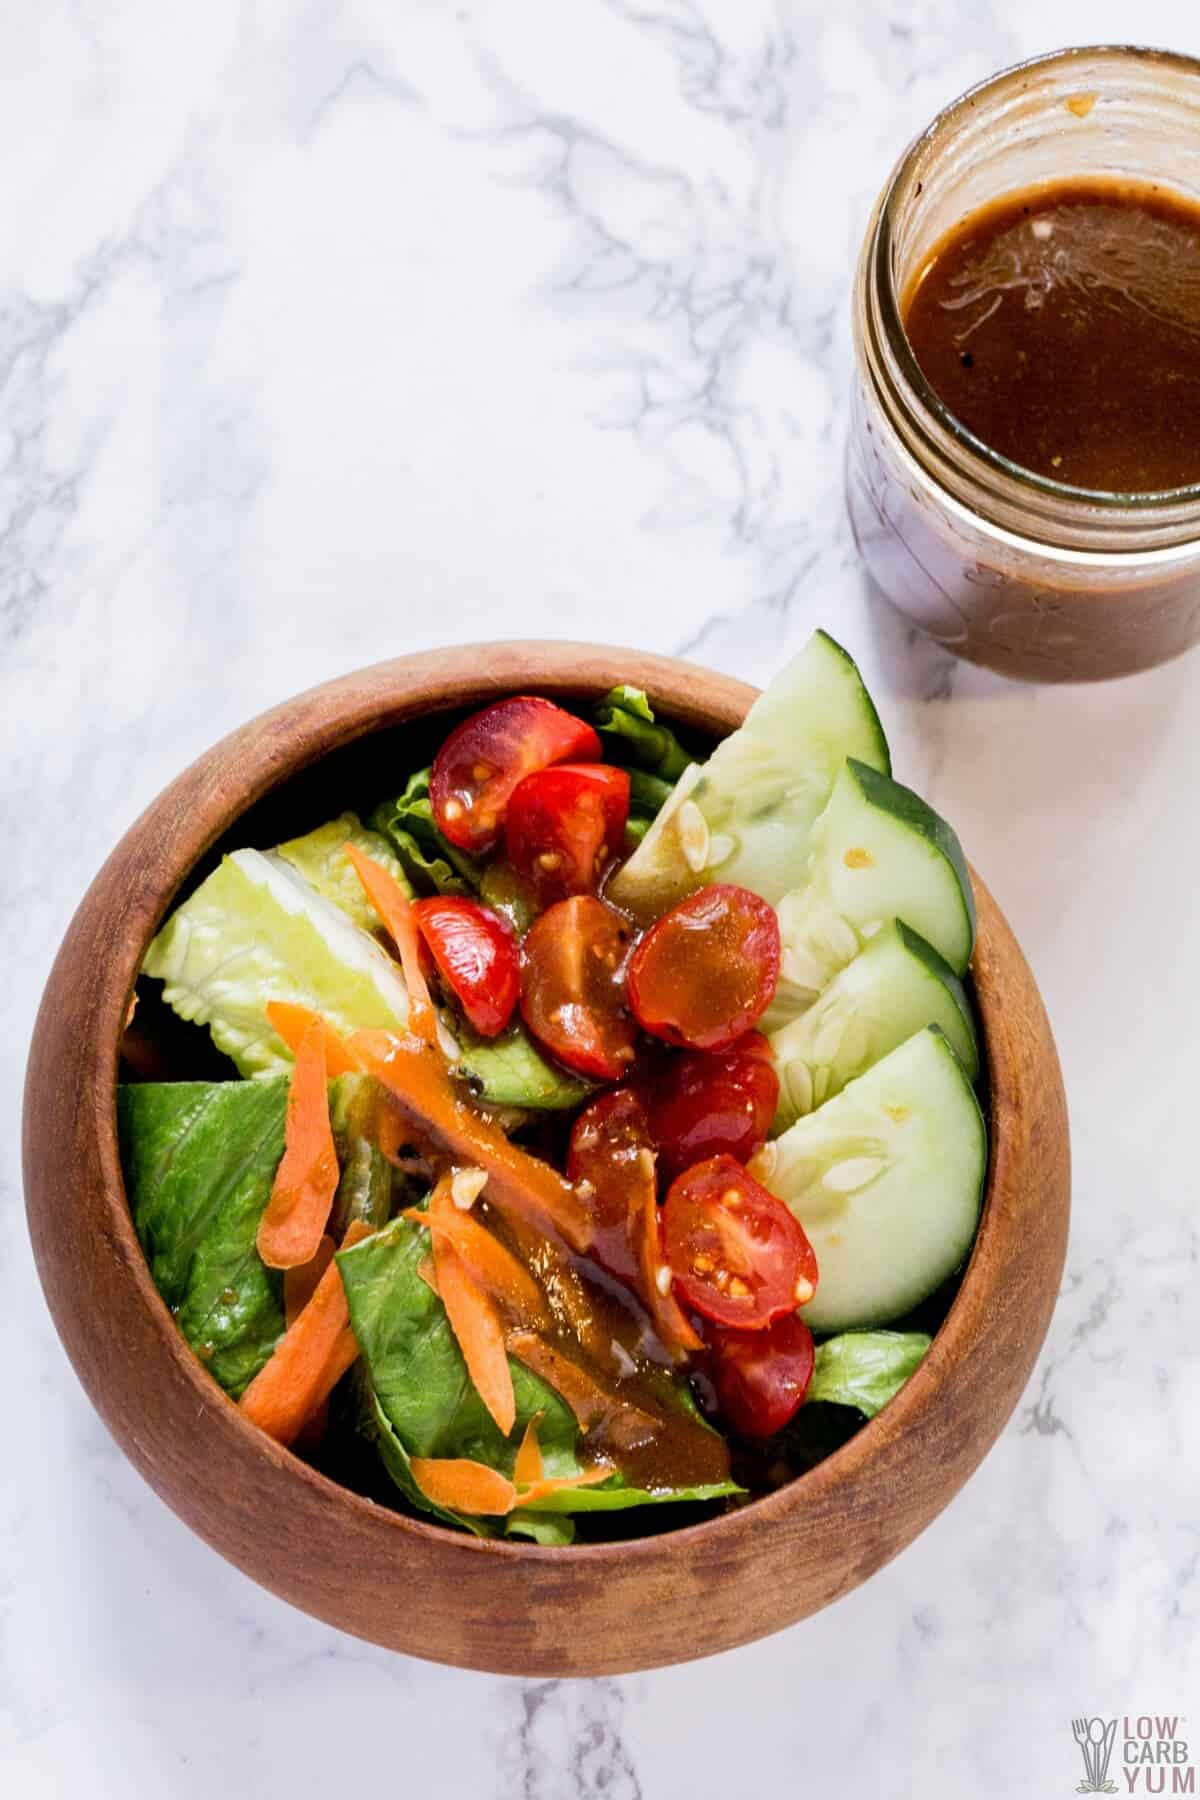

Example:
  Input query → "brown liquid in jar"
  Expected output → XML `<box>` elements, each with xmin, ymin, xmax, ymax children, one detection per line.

<box><xmin>902</xmin><ymin>179</ymin><xmax>1200</xmax><ymax>493</ymax></box>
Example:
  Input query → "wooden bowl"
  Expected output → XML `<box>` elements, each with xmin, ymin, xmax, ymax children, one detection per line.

<box><xmin>23</xmin><ymin>643</ymin><xmax>1070</xmax><ymax>1676</ymax></box>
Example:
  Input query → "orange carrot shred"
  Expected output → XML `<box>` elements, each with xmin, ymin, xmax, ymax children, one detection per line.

<box><xmin>265</xmin><ymin>1001</ymin><xmax>364</xmax><ymax>1077</ymax></box>
<box><xmin>240</xmin><ymin>1220</ymin><xmax>373</xmax><ymax>1444</ymax></box>
<box><xmin>436</xmin><ymin>1249</ymin><xmax>515</xmax><ymax>1436</ymax></box>
<box><xmin>376</xmin><ymin>1101</ymin><xmax>408</xmax><ymax>1163</ymax></box>
<box><xmin>417</xmin><ymin>1255</ymin><xmax>440</xmax><ymax>1295</ymax></box>
<box><xmin>518</xmin><ymin>1466</ymin><xmax>612</xmax><ymax>1504</ymax></box>
<box><xmin>284</xmin><ymin>1234</ymin><xmax>335</xmax><ymax>1326</ymax></box>
<box><xmin>426</xmin><ymin>1177</ymin><xmax>516</xmax><ymax>1436</ymax></box>
<box><xmin>401</xmin><ymin>1202</ymin><xmax>548</xmax><ymax>1325</ymax></box>
<box><xmin>343</xmin><ymin>844</ymin><xmax>438</xmax><ymax>1047</ymax></box>
<box><xmin>257</xmin><ymin>1022</ymin><xmax>341</xmax><ymax>1271</ymax></box>
<box><xmin>514</xmin><ymin>1416</ymin><xmax>544</xmax><ymax>1488</ymax></box>
<box><xmin>633</xmin><ymin>1184</ymin><xmax>702</xmax><ymax>1356</ymax></box>
<box><xmin>407</xmin><ymin>1451</ymin><xmax>609</xmax><ymax>1518</ymax></box>
<box><xmin>409</xmin><ymin>1457</ymin><xmax>518</xmax><ymax>1516</ymax></box>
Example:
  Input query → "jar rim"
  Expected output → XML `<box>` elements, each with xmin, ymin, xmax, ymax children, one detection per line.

<box><xmin>875</xmin><ymin>43</ymin><xmax>1200</xmax><ymax>516</ymax></box>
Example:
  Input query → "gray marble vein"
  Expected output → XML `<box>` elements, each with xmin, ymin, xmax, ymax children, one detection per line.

<box><xmin>4</xmin><ymin>1</ymin><xmax>1199</xmax><ymax>1795</ymax></box>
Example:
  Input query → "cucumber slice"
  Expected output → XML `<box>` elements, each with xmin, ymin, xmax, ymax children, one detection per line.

<box><xmin>769</xmin><ymin>921</ymin><xmax>978</xmax><ymax>1131</ymax></box>
<box><xmin>754</xmin><ymin>1026</ymin><xmax>986</xmax><ymax>1333</ymax></box>
<box><xmin>767</xmin><ymin>759</ymin><xmax>975</xmax><ymax>1025</ymax></box>
<box><xmin>606</xmin><ymin>631</ymin><xmax>889</xmax><ymax>919</ymax></box>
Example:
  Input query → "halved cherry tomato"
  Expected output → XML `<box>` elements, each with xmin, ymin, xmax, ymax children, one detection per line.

<box><xmin>648</xmin><ymin>1036</ymin><xmax>779</xmax><ymax>1177</ymax></box>
<box><xmin>412</xmin><ymin>897</ymin><xmax>519</xmax><ymax>1038</ymax></box>
<box><xmin>520</xmin><ymin>896</ymin><xmax>637</xmax><ymax>1080</ymax></box>
<box><xmin>661</xmin><ymin>1154</ymin><xmax>817</xmax><ymax>1328</ymax></box>
<box><xmin>430</xmin><ymin>697</ymin><xmax>600</xmax><ymax>852</ymax></box>
<box><xmin>506</xmin><ymin>764</ymin><xmax>630</xmax><ymax>905</ymax></box>
<box><xmin>627</xmin><ymin>884</ymin><xmax>780</xmax><ymax>1050</ymax></box>
<box><xmin>705</xmin><ymin>1315</ymin><xmax>815</xmax><ymax>1437</ymax></box>
<box><xmin>566</xmin><ymin>1087</ymin><xmax>653</xmax><ymax>1285</ymax></box>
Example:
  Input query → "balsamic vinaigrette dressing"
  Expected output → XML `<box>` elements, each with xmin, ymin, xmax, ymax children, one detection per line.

<box><xmin>902</xmin><ymin>178</ymin><xmax>1200</xmax><ymax>493</ymax></box>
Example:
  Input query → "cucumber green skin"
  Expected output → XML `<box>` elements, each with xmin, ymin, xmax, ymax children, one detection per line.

<box><xmin>762</xmin><ymin>1026</ymin><xmax>987</xmax><ymax>1333</ymax></box>
<box><xmin>894</xmin><ymin>922</ymin><xmax>978</xmax><ymax>1071</ymax></box>
<box><xmin>847</xmin><ymin>760</ymin><xmax>977</xmax><ymax>961</ymax></box>
<box><xmin>816</xmin><ymin>632</ymin><xmax>891</xmax><ymax>777</ymax></box>
<box><xmin>769</xmin><ymin>920</ymin><xmax>979</xmax><ymax>1132</ymax></box>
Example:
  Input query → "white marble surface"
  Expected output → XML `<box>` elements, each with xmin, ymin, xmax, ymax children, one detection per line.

<box><xmin>5</xmin><ymin>1</ymin><xmax>1199</xmax><ymax>1793</ymax></box>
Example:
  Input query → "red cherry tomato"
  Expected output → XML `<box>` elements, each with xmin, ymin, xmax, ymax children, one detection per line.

<box><xmin>506</xmin><ymin>764</ymin><xmax>630</xmax><ymax>905</ymax></box>
<box><xmin>411</xmin><ymin>897</ymin><xmax>519</xmax><ymax>1038</ymax></box>
<box><xmin>520</xmin><ymin>896</ymin><xmax>637</xmax><ymax>1080</ymax></box>
<box><xmin>566</xmin><ymin>1086</ymin><xmax>652</xmax><ymax>1285</ymax></box>
<box><xmin>430</xmin><ymin>698</ymin><xmax>600</xmax><ymax>852</ymax></box>
<box><xmin>627</xmin><ymin>884</ymin><xmax>780</xmax><ymax>1050</ymax></box>
<box><xmin>705</xmin><ymin>1315</ymin><xmax>815</xmax><ymax>1436</ymax></box>
<box><xmin>661</xmin><ymin>1154</ymin><xmax>817</xmax><ymax>1328</ymax></box>
<box><xmin>649</xmin><ymin>1037</ymin><xmax>779</xmax><ymax>1178</ymax></box>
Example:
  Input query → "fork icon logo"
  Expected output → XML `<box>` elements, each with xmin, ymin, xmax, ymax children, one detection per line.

<box><xmin>1073</xmin><ymin>1718</ymin><xmax>1119</xmax><ymax>1793</ymax></box>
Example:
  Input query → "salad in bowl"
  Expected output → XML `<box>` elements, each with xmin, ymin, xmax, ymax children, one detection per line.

<box><xmin>119</xmin><ymin>631</ymin><xmax>985</xmax><ymax>1545</ymax></box>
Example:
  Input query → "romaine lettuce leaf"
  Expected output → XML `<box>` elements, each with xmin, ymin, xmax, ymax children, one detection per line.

<box><xmin>142</xmin><ymin>848</ymin><xmax>413</xmax><ymax>1077</ymax></box>
<box><xmin>807</xmin><ymin>1330</ymin><xmax>932</xmax><ymax>1418</ymax></box>
<box><xmin>596</xmin><ymin>689</ymin><xmax>686</xmax><ymax>848</ymax></box>
<box><xmin>118</xmin><ymin>1078</ymin><xmax>290</xmax><ymax>1396</ymax></box>
<box><xmin>276</xmin><ymin>812</ymin><xmax>412</xmax><ymax>933</ymax></box>
<box><xmin>337</xmin><ymin>1217</ymin><xmax>739</xmax><ymax>1535</ymax></box>
<box><xmin>594</xmin><ymin>686</ymin><xmax>691</xmax><ymax>782</ymax></box>
<box><xmin>370</xmin><ymin>769</ymin><xmax>483</xmax><ymax>897</ymax></box>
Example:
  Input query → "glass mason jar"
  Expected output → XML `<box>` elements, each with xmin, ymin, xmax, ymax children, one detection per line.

<box><xmin>847</xmin><ymin>45</ymin><xmax>1200</xmax><ymax>682</ymax></box>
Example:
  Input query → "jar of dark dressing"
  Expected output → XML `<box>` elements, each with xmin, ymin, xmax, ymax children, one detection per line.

<box><xmin>848</xmin><ymin>45</ymin><xmax>1200</xmax><ymax>681</ymax></box>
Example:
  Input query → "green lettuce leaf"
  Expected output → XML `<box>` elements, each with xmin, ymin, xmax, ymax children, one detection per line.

<box><xmin>141</xmin><ymin>847</ymin><xmax>413</xmax><ymax>1076</ymax></box>
<box><xmin>118</xmin><ymin>1078</ymin><xmax>290</xmax><ymax>1396</ymax></box>
<box><xmin>276</xmin><ymin>812</ymin><xmax>412</xmax><ymax>932</ymax></box>
<box><xmin>370</xmin><ymin>769</ymin><xmax>483</xmax><ymax>897</ymax></box>
<box><xmin>807</xmin><ymin>1331</ymin><xmax>932</xmax><ymax>1419</ymax></box>
<box><xmin>594</xmin><ymin>686</ymin><xmax>691</xmax><ymax>782</ymax></box>
<box><xmin>506</xmin><ymin>1512</ymin><xmax>576</xmax><ymax>1546</ymax></box>
<box><xmin>338</xmin><ymin>1217</ymin><xmax>739</xmax><ymax>1535</ymax></box>
<box><xmin>595</xmin><ymin>688</ymin><xmax>687</xmax><ymax>847</ymax></box>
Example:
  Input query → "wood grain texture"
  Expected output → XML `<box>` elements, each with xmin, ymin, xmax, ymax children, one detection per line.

<box><xmin>22</xmin><ymin>641</ymin><xmax>1070</xmax><ymax>1676</ymax></box>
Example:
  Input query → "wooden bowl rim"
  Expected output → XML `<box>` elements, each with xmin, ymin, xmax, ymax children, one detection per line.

<box><xmin>25</xmin><ymin>639</ymin><xmax>1057</xmax><ymax>1578</ymax></box>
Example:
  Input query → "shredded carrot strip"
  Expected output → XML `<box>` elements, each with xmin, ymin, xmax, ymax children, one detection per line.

<box><xmin>417</xmin><ymin>1255</ymin><xmax>439</xmax><ymax>1295</ymax></box>
<box><xmin>265</xmin><ymin>1001</ymin><xmax>364</xmax><ymax>1077</ymax></box>
<box><xmin>514</xmin><ymin>1416</ymin><xmax>544</xmax><ymax>1488</ymax></box>
<box><xmin>284</xmin><ymin>1234</ymin><xmax>335</xmax><ymax>1326</ymax></box>
<box><xmin>240</xmin><ymin>1220</ymin><xmax>373</xmax><ymax>1444</ymax></box>
<box><xmin>409</xmin><ymin>1457</ymin><xmax>517</xmax><ymax>1516</ymax></box>
<box><xmin>428</xmin><ymin>1178</ymin><xmax>516</xmax><ymax>1436</ymax></box>
<box><xmin>633</xmin><ymin>1185</ymin><xmax>702</xmax><ymax>1356</ymax></box>
<box><xmin>400</xmin><ymin>1204</ymin><xmax>547</xmax><ymax>1325</ymax></box>
<box><xmin>350</xmin><ymin>1030</ymin><xmax>593</xmax><ymax>1252</ymax></box>
<box><xmin>407</xmin><ymin>1447</ymin><xmax>609</xmax><ymax>1517</ymax></box>
<box><xmin>257</xmin><ymin>1022</ymin><xmax>341</xmax><ymax>1270</ymax></box>
<box><xmin>343</xmin><ymin>844</ymin><xmax>438</xmax><ymax>1046</ymax></box>
<box><xmin>376</xmin><ymin>1101</ymin><xmax>409</xmax><ymax>1163</ymax></box>
<box><xmin>518</xmin><ymin>1466</ymin><xmax>611</xmax><ymax>1504</ymax></box>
